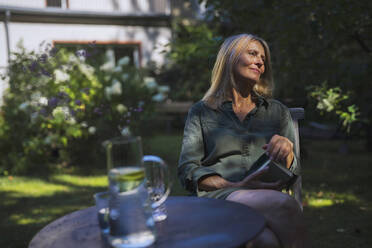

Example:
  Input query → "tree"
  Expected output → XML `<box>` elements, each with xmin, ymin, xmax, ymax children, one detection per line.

<box><xmin>158</xmin><ymin>23</ymin><xmax>220</xmax><ymax>101</ymax></box>
<box><xmin>168</xmin><ymin>0</ymin><xmax>372</xmax><ymax>146</ymax></box>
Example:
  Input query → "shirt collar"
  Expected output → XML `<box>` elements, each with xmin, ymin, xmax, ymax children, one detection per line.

<box><xmin>221</xmin><ymin>94</ymin><xmax>269</xmax><ymax>111</ymax></box>
<box><xmin>256</xmin><ymin>95</ymin><xmax>269</xmax><ymax>108</ymax></box>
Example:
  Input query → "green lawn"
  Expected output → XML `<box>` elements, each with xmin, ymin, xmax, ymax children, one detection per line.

<box><xmin>301</xmin><ymin>139</ymin><xmax>372</xmax><ymax>247</ymax></box>
<box><xmin>0</xmin><ymin>135</ymin><xmax>371</xmax><ymax>248</ymax></box>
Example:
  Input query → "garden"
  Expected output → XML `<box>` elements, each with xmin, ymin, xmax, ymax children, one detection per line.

<box><xmin>1</xmin><ymin>137</ymin><xmax>372</xmax><ymax>248</ymax></box>
<box><xmin>1</xmin><ymin>0</ymin><xmax>372</xmax><ymax>247</ymax></box>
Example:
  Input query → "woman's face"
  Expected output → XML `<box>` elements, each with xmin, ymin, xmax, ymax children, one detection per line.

<box><xmin>233</xmin><ymin>40</ymin><xmax>266</xmax><ymax>84</ymax></box>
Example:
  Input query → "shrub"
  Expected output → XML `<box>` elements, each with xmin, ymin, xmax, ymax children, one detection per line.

<box><xmin>0</xmin><ymin>44</ymin><xmax>162</xmax><ymax>175</ymax></box>
<box><xmin>307</xmin><ymin>82</ymin><xmax>361</xmax><ymax>136</ymax></box>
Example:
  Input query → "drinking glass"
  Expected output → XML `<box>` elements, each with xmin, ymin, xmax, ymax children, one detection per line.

<box><xmin>143</xmin><ymin>155</ymin><xmax>171</xmax><ymax>222</ymax></box>
<box><xmin>94</xmin><ymin>191</ymin><xmax>110</xmax><ymax>236</ymax></box>
<box><xmin>104</xmin><ymin>136</ymin><xmax>155</xmax><ymax>248</ymax></box>
<box><xmin>105</xmin><ymin>136</ymin><xmax>145</xmax><ymax>192</ymax></box>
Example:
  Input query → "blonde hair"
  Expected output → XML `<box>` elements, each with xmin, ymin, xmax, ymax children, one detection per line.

<box><xmin>202</xmin><ymin>34</ymin><xmax>273</xmax><ymax>109</ymax></box>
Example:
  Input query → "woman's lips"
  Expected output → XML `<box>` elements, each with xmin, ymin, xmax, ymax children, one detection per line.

<box><xmin>250</xmin><ymin>68</ymin><xmax>261</xmax><ymax>74</ymax></box>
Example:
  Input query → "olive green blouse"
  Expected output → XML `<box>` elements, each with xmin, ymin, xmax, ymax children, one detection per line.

<box><xmin>177</xmin><ymin>97</ymin><xmax>300</xmax><ymax>199</ymax></box>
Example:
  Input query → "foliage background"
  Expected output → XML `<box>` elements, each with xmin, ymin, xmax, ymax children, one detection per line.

<box><xmin>160</xmin><ymin>0</ymin><xmax>371</xmax><ymax>145</ymax></box>
<box><xmin>0</xmin><ymin>44</ymin><xmax>162</xmax><ymax>175</ymax></box>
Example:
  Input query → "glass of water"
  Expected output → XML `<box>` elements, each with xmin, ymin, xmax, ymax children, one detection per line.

<box><xmin>104</xmin><ymin>136</ymin><xmax>155</xmax><ymax>248</ymax></box>
<box><xmin>105</xmin><ymin>136</ymin><xmax>145</xmax><ymax>192</ymax></box>
<box><xmin>94</xmin><ymin>191</ymin><xmax>110</xmax><ymax>236</ymax></box>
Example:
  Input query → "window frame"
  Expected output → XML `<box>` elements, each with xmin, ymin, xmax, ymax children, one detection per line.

<box><xmin>52</xmin><ymin>40</ymin><xmax>143</xmax><ymax>67</ymax></box>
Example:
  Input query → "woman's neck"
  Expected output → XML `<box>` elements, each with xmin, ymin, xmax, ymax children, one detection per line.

<box><xmin>231</xmin><ymin>88</ymin><xmax>256</xmax><ymax>122</ymax></box>
<box><xmin>232</xmin><ymin>87</ymin><xmax>255</xmax><ymax>108</ymax></box>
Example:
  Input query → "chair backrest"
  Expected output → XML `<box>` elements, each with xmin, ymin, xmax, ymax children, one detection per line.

<box><xmin>289</xmin><ymin>108</ymin><xmax>305</xmax><ymax>210</ymax></box>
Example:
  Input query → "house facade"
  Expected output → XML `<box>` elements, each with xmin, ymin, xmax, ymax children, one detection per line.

<box><xmin>0</xmin><ymin>0</ymin><xmax>196</xmax><ymax>102</ymax></box>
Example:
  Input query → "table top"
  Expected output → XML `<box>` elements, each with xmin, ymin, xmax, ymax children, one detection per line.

<box><xmin>29</xmin><ymin>196</ymin><xmax>265</xmax><ymax>248</ymax></box>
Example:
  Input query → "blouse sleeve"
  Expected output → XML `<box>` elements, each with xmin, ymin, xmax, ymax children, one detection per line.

<box><xmin>280</xmin><ymin>107</ymin><xmax>301</xmax><ymax>176</ymax></box>
<box><xmin>177</xmin><ymin>103</ymin><xmax>220</xmax><ymax>193</ymax></box>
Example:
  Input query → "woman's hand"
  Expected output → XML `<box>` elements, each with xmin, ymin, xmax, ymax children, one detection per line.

<box><xmin>198</xmin><ymin>169</ymin><xmax>285</xmax><ymax>191</ymax></box>
<box><xmin>262</xmin><ymin>134</ymin><xmax>294</xmax><ymax>168</ymax></box>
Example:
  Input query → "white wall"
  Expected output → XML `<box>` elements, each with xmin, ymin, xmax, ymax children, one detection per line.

<box><xmin>0</xmin><ymin>23</ymin><xmax>7</xmax><ymax>66</ymax></box>
<box><xmin>0</xmin><ymin>0</ymin><xmax>44</xmax><ymax>8</ymax></box>
<box><xmin>0</xmin><ymin>0</ymin><xmax>170</xmax><ymax>14</ymax></box>
<box><xmin>0</xmin><ymin>23</ymin><xmax>8</xmax><ymax>103</ymax></box>
<box><xmin>70</xmin><ymin>0</ymin><xmax>168</xmax><ymax>13</ymax></box>
<box><xmin>4</xmin><ymin>23</ymin><xmax>171</xmax><ymax>65</ymax></box>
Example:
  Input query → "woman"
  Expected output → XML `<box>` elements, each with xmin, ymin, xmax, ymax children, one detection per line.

<box><xmin>178</xmin><ymin>34</ymin><xmax>305</xmax><ymax>247</ymax></box>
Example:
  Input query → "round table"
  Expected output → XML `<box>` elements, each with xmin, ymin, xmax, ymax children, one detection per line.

<box><xmin>29</xmin><ymin>196</ymin><xmax>265</xmax><ymax>248</ymax></box>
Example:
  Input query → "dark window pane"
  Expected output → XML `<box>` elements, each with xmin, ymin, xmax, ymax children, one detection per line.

<box><xmin>114</xmin><ymin>46</ymin><xmax>137</xmax><ymax>66</ymax></box>
<box><xmin>47</xmin><ymin>0</ymin><xmax>62</xmax><ymax>7</ymax></box>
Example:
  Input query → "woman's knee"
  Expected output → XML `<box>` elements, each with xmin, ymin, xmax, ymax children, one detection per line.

<box><xmin>248</xmin><ymin>227</ymin><xmax>281</xmax><ymax>248</ymax></box>
<box><xmin>227</xmin><ymin>189</ymin><xmax>302</xmax><ymax>217</ymax></box>
<box><xmin>228</xmin><ymin>190</ymin><xmax>305</xmax><ymax>247</ymax></box>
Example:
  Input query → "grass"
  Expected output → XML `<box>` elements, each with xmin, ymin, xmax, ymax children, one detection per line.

<box><xmin>0</xmin><ymin>174</ymin><xmax>108</xmax><ymax>248</ymax></box>
<box><xmin>0</xmin><ymin>135</ymin><xmax>371</xmax><ymax>248</ymax></box>
<box><xmin>301</xmin><ymin>139</ymin><xmax>372</xmax><ymax>247</ymax></box>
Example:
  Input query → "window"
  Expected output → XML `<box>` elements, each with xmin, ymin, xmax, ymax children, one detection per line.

<box><xmin>54</xmin><ymin>42</ymin><xmax>142</xmax><ymax>68</ymax></box>
<box><xmin>46</xmin><ymin>0</ymin><xmax>69</xmax><ymax>8</ymax></box>
<box><xmin>113</xmin><ymin>45</ymin><xmax>140</xmax><ymax>67</ymax></box>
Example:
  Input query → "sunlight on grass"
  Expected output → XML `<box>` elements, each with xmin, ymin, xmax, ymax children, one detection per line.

<box><xmin>52</xmin><ymin>174</ymin><xmax>107</xmax><ymax>187</ymax></box>
<box><xmin>0</xmin><ymin>174</ymin><xmax>107</xmax><ymax>198</ymax></box>
<box><xmin>0</xmin><ymin>177</ymin><xmax>71</xmax><ymax>197</ymax></box>
<box><xmin>9</xmin><ymin>215</ymin><xmax>51</xmax><ymax>225</ymax></box>
<box><xmin>9</xmin><ymin>206</ymin><xmax>85</xmax><ymax>225</ymax></box>
<box><xmin>304</xmin><ymin>190</ymin><xmax>362</xmax><ymax>208</ymax></box>
<box><xmin>308</xmin><ymin>198</ymin><xmax>334</xmax><ymax>207</ymax></box>
<box><xmin>1</xmin><ymin>174</ymin><xmax>107</xmax><ymax>226</ymax></box>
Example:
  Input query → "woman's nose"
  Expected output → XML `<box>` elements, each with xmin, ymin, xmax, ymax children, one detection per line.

<box><xmin>253</xmin><ymin>56</ymin><xmax>264</xmax><ymax>67</ymax></box>
<box><xmin>256</xmin><ymin>60</ymin><xmax>263</xmax><ymax>68</ymax></box>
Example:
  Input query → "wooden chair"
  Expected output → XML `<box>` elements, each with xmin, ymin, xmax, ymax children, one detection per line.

<box><xmin>288</xmin><ymin>108</ymin><xmax>305</xmax><ymax>211</ymax></box>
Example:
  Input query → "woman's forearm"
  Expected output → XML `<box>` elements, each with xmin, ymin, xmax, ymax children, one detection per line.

<box><xmin>198</xmin><ymin>175</ymin><xmax>238</xmax><ymax>192</ymax></box>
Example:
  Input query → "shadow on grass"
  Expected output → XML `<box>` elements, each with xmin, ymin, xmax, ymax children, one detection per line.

<box><xmin>304</xmin><ymin>202</ymin><xmax>372</xmax><ymax>248</ymax></box>
<box><xmin>0</xmin><ymin>183</ymin><xmax>106</xmax><ymax>248</ymax></box>
<box><xmin>301</xmin><ymin>138</ymin><xmax>372</xmax><ymax>248</ymax></box>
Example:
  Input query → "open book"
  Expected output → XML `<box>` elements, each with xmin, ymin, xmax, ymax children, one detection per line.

<box><xmin>248</xmin><ymin>153</ymin><xmax>297</xmax><ymax>188</ymax></box>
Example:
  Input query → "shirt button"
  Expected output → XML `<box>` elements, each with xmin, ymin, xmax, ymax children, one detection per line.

<box><xmin>242</xmin><ymin>144</ymin><xmax>249</xmax><ymax>156</ymax></box>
